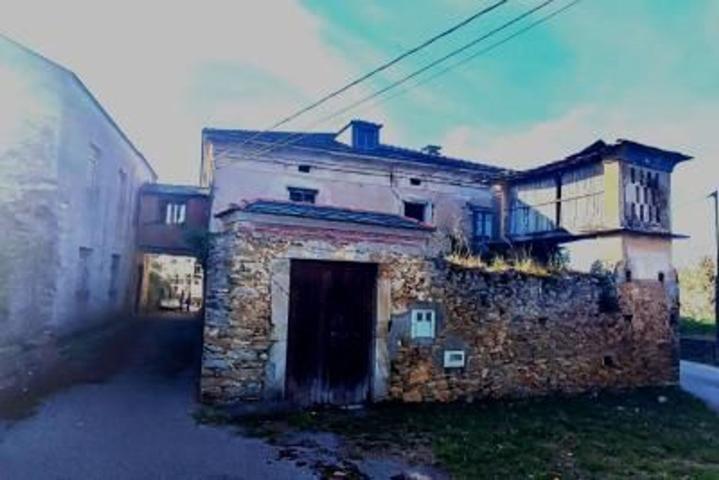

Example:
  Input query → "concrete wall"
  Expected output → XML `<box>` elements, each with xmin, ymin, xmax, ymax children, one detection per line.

<box><xmin>50</xmin><ymin>69</ymin><xmax>155</xmax><ymax>333</ymax></box>
<box><xmin>0</xmin><ymin>36</ymin><xmax>64</xmax><ymax>347</ymax></box>
<box><xmin>203</xmin><ymin>139</ymin><xmax>494</xmax><ymax>242</ymax></box>
<box><xmin>0</xmin><ymin>36</ymin><xmax>155</xmax><ymax>347</ymax></box>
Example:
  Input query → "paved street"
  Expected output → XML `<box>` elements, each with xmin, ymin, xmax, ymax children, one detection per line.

<box><xmin>0</xmin><ymin>316</ymin><xmax>314</xmax><ymax>480</ymax></box>
<box><xmin>681</xmin><ymin>360</ymin><xmax>719</xmax><ymax>412</ymax></box>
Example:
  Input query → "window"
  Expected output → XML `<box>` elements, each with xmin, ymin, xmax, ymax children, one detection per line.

<box><xmin>411</xmin><ymin>309</ymin><xmax>436</xmax><ymax>339</ymax></box>
<box><xmin>117</xmin><ymin>169</ymin><xmax>128</xmax><ymax>229</ymax></box>
<box><xmin>410</xmin><ymin>177</ymin><xmax>422</xmax><ymax>186</ymax></box>
<box><xmin>473</xmin><ymin>209</ymin><xmax>494</xmax><ymax>240</ymax></box>
<box><xmin>108</xmin><ymin>254</ymin><xmax>120</xmax><ymax>299</ymax></box>
<box><xmin>403</xmin><ymin>201</ymin><xmax>427</xmax><ymax>223</ymax></box>
<box><xmin>288</xmin><ymin>187</ymin><xmax>317</xmax><ymax>204</ymax></box>
<box><xmin>165</xmin><ymin>202</ymin><xmax>186</xmax><ymax>225</ymax></box>
<box><xmin>298</xmin><ymin>165</ymin><xmax>311</xmax><ymax>173</ymax></box>
<box><xmin>88</xmin><ymin>144</ymin><xmax>101</xmax><ymax>189</ymax></box>
<box><xmin>76</xmin><ymin>247</ymin><xmax>93</xmax><ymax>300</ymax></box>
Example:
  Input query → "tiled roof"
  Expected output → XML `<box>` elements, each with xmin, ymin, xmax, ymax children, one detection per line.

<box><xmin>203</xmin><ymin>128</ymin><xmax>508</xmax><ymax>178</ymax></box>
<box><xmin>141</xmin><ymin>183</ymin><xmax>210</xmax><ymax>196</ymax></box>
<box><xmin>216</xmin><ymin>199</ymin><xmax>435</xmax><ymax>231</ymax></box>
<box><xmin>508</xmin><ymin>139</ymin><xmax>692</xmax><ymax>181</ymax></box>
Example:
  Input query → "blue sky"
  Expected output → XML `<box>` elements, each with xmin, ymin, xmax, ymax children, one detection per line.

<box><xmin>1</xmin><ymin>0</ymin><xmax>717</xmax><ymax>264</ymax></box>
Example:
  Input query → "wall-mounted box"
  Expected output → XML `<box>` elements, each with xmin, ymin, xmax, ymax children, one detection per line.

<box><xmin>443</xmin><ymin>350</ymin><xmax>465</xmax><ymax>368</ymax></box>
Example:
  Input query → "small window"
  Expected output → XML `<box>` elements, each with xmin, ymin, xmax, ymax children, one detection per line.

<box><xmin>410</xmin><ymin>177</ymin><xmax>422</xmax><ymax>186</ymax></box>
<box><xmin>108</xmin><ymin>254</ymin><xmax>121</xmax><ymax>299</ymax></box>
<box><xmin>165</xmin><ymin>203</ymin><xmax>186</xmax><ymax>224</ymax></box>
<box><xmin>630</xmin><ymin>168</ymin><xmax>635</xmax><ymax>183</ymax></box>
<box><xmin>473</xmin><ymin>210</ymin><xmax>494</xmax><ymax>240</ymax></box>
<box><xmin>658</xmin><ymin>272</ymin><xmax>665</xmax><ymax>283</ymax></box>
<box><xmin>411</xmin><ymin>309</ymin><xmax>436</xmax><ymax>339</ymax></box>
<box><xmin>403</xmin><ymin>201</ymin><xmax>427</xmax><ymax>223</ymax></box>
<box><xmin>298</xmin><ymin>165</ymin><xmax>311</xmax><ymax>173</ymax></box>
<box><xmin>77</xmin><ymin>247</ymin><xmax>93</xmax><ymax>300</ymax></box>
<box><xmin>88</xmin><ymin>144</ymin><xmax>101</xmax><ymax>189</ymax></box>
<box><xmin>288</xmin><ymin>187</ymin><xmax>317</xmax><ymax>204</ymax></box>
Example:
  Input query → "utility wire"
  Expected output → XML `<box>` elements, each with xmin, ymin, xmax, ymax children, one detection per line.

<box><xmin>370</xmin><ymin>0</ymin><xmax>582</xmax><ymax>111</ymax></box>
<box><xmin>218</xmin><ymin>0</ymin><xmax>563</xmax><ymax>168</ymax></box>
<box><xmin>231</xmin><ymin>0</ymin><xmax>509</xmax><ymax>150</ymax></box>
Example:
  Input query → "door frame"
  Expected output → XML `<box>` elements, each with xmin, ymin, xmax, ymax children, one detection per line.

<box><xmin>265</xmin><ymin>253</ymin><xmax>392</xmax><ymax>403</ymax></box>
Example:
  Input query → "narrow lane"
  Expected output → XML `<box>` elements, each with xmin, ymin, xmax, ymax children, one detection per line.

<box><xmin>681</xmin><ymin>360</ymin><xmax>719</xmax><ymax>412</ymax></box>
<box><xmin>0</xmin><ymin>315</ymin><xmax>313</xmax><ymax>480</ymax></box>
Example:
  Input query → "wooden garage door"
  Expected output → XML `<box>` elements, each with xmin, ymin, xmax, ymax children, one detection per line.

<box><xmin>285</xmin><ymin>260</ymin><xmax>377</xmax><ymax>406</ymax></box>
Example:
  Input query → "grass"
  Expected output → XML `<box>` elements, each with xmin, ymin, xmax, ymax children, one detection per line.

<box><xmin>444</xmin><ymin>252</ymin><xmax>560</xmax><ymax>277</ymax></box>
<box><xmin>681</xmin><ymin>317</ymin><xmax>717</xmax><ymax>338</ymax></box>
<box><xmin>197</xmin><ymin>387</ymin><xmax>719</xmax><ymax>479</ymax></box>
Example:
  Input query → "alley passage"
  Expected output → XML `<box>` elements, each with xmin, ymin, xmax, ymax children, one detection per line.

<box><xmin>0</xmin><ymin>316</ymin><xmax>313</xmax><ymax>480</ymax></box>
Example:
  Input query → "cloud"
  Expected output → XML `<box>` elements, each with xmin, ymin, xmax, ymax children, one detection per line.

<box><xmin>0</xmin><ymin>0</ymin><xmax>382</xmax><ymax>183</ymax></box>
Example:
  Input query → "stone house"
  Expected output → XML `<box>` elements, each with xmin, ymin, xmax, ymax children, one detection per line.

<box><xmin>0</xmin><ymin>35</ymin><xmax>158</xmax><ymax>346</ymax></box>
<box><xmin>199</xmin><ymin>120</ymin><xmax>690</xmax><ymax>406</ymax></box>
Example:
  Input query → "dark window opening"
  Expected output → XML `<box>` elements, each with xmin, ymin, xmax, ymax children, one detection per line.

<box><xmin>403</xmin><ymin>201</ymin><xmax>427</xmax><ymax>223</ymax></box>
<box><xmin>639</xmin><ymin>205</ymin><xmax>644</xmax><ymax>222</ymax></box>
<box><xmin>630</xmin><ymin>168</ymin><xmax>635</xmax><ymax>183</ymax></box>
<box><xmin>656</xmin><ymin>207</ymin><xmax>661</xmax><ymax>223</ymax></box>
<box><xmin>288</xmin><ymin>187</ymin><xmax>317</xmax><ymax>204</ymax></box>
<box><xmin>556</xmin><ymin>177</ymin><xmax>562</xmax><ymax>227</ymax></box>
<box><xmin>473</xmin><ymin>209</ymin><xmax>494</xmax><ymax>240</ymax></box>
<box><xmin>298</xmin><ymin>165</ymin><xmax>311</xmax><ymax>173</ymax></box>
<box><xmin>636</xmin><ymin>186</ymin><xmax>641</xmax><ymax>202</ymax></box>
<box><xmin>658</xmin><ymin>272</ymin><xmax>665</xmax><ymax>283</ymax></box>
<box><xmin>410</xmin><ymin>177</ymin><xmax>422</xmax><ymax>186</ymax></box>
<box><xmin>603</xmin><ymin>355</ymin><xmax>616</xmax><ymax>368</ymax></box>
<box><xmin>625</xmin><ymin>269</ymin><xmax>632</xmax><ymax>282</ymax></box>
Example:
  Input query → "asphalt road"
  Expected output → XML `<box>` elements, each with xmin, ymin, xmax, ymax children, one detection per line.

<box><xmin>680</xmin><ymin>359</ymin><xmax>719</xmax><ymax>412</ymax></box>
<box><xmin>0</xmin><ymin>316</ymin><xmax>314</xmax><ymax>480</ymax></box>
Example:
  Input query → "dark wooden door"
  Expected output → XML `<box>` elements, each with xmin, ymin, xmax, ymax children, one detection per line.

<box><xmin>286</xmin><ymin>260</ymin><xmax>377</xmax><ymax>406</ymax></box>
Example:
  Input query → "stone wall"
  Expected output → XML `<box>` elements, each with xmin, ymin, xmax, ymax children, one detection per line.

<box><xmin>387</xmin><ymin>266</ymin><xmax>678</xmax><ymax>402</ymax></box>
<box><xmin>201</xmin><ymin>216</ymin><xmax>679</xmax><ymax>405</ymax></box>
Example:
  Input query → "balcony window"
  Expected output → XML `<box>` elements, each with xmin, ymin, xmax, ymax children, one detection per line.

<box><xmin>473</xmin><ymin>209</ymin><xmax>494</xmax><ymax>240</ymax></box>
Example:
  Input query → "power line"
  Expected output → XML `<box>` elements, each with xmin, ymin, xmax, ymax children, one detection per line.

<box><xmin>370</xmin><ymin>0</ymin><xmax>582</xmax><ymax>111</ymax></box>
<box><xmin>232</xmin><ymin>0</ymin><xmax>509</xmax><ymax>150</ymax></box>
<box><xmin>218</xmin><ymin>0</ymin><xmax>564</xmax><ymax>168</ymax></box>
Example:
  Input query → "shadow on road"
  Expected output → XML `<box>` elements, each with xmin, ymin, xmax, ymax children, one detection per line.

<box><xmin>0</xmin><ymin>314</ymin><xmax>203</xmax><ymax>421</ymax></box>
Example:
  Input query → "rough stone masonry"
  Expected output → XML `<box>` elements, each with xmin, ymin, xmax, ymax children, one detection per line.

<box><xmin>201</xmin><ymin>216</ymin><xmax>679</xmax><ymax>405</ymax></box>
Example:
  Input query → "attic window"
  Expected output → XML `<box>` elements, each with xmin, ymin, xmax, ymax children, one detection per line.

<box><xmin>298</xmin><ymin>165</ymin><xmax>311</xmax><ymax>173</ymax></box>
<box><xmin>288</xmin><ymin>187</ymin><xmax>317</xmax><ymax>204</ymax></box>
<box><xmin>410</xmin><ymin>178</ymin><xmax>422</xmax><ymax>186</ymax></box>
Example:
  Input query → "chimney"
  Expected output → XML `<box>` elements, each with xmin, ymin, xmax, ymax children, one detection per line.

<box><xmin>421</xmin><ymin>144</ymin><xmax>442</xmax><ymax>156</ymax></box>
<box><xmin>350</xmin><ymin>120</ymin><xmax>382</xmax><ymax>150</ymax></box>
